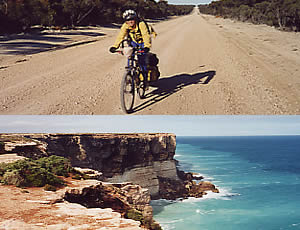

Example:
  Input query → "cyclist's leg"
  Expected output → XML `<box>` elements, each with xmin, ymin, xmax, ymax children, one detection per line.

<box><xmin>139</xmin><ymin>56</ymin><xmax>147</xmax><ymax>79</ymax></box>
<box><xmin>130</xmin><ymin>41</ymin><xmax>147</xmax><ymax>81</ymax></box>
<box><xmin>134</xmin><ymin>42</ymin><xmax>148</xmax><ymax>83</ymax></box>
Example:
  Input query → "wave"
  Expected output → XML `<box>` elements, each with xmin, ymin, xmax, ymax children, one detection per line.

<box><xmin>195</xmin><ymin>208</ymin><xmax>216</xmax><ymax>215</ymax></box>
<box><xmin>151</xmin><ymin>187</ymin><xmax>239</xmax><ymax>207</ymax></box>
<box><xmin>158</xmin><ymin>225</ymin><xmax>175</xmax><ymax>230</ymax></box>
<box><xmin>161</xmin><ymin>219</ymin><xmax>184</xmax><ymax>224</ymax></box>
<box><xmin>158</xmin><ymin>218</ymin><xmax>185</xmax><ymax>230</ymax></box>
<box><xmin>191</xmin><ymin>172</ymin><xmax>215</xmax><ymax>181</ymax></box>
<box><xmin>181</xmin><ymin>188</ymin><xmax>240</xmax><ymax>203</ymax></box>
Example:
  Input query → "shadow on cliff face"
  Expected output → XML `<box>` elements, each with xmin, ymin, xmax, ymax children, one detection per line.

<box><xmin>132</xmin><ymin>70</ymin><xmax>216</xmax><ymax>113</ymax></box>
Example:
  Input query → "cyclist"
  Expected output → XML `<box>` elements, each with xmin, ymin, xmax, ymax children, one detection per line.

<box><xmin>109</xmin><ymin>9</ymin><xmax>156</xmax><ymax>82</ymax></box>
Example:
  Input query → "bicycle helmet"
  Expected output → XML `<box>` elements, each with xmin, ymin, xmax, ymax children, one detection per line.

<box><xmin>123</xmin><ymin>9</ymin><xmax>137</xmax><ymax>21</ymax></box>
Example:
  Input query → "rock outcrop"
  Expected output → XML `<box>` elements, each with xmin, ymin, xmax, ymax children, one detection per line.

<box><xmin>0</xmin><ymin>133</ymin><xmax>178</xmax><ymax>198</ymax></box>
<box><xmin>0</xmin><ymin>179</ymin><xmax>145</xmax><ymax>230</ymax></box>
<box><xmin>0</xmin><ymin>133</ymin><xmax>219</xmax><ymax>199</ymax></box>
<box><xmin>0</xmin><ymin>141</ymin><xmax>5</xmax><ymax>154</ymax></box>
<box><xmin>0</xmin><ymin>135</ymin><xmax>47</xmax><ymax>159</ymax></box>
<box><xmin>64</xmin><ymin>180</ymin><xmax>161</xmax><ymax>229</ymax></box>
<box><xmin>0</xmin><ymin>133</ymin><xmax>220</xmax><ymax>229</ymax></box>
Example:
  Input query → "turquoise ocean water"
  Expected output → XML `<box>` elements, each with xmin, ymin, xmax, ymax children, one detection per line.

<box><xmin>152</xmin><ymin>136</ymin><xmax>300</xmax><ymax>230</ymax></box>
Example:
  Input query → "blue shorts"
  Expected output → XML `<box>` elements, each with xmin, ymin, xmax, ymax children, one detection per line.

<box><xmin>130</xmin><ymin>41</ymin><xmax>147</xmax><ymax>75</ymax></box>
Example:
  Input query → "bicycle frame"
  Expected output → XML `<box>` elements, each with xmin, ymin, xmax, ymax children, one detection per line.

<box><xmin>118</xmin><ymin>39</ymin><xmax>148</xmax><ymax>113</ymax></box>
<box><xmin>119</xmin><ymin>39</ymin><xmax>146</xmax><ymax>77</ymax></box>
<box><xmin>126</xmin><ymin>51</ymin><xmax>140</xmax><ymax>72</ymax></box>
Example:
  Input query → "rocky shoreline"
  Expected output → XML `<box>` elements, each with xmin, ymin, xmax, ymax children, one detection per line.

<box><xmin>0</xmin><ymin>133</ymin><xmax>219</xmax><ymax>229</ymax></box>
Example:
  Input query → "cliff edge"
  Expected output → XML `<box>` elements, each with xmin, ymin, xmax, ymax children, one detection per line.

<box><xmin>0</xmin><ymin>133</ymin><xmax>219</xmax><ymax>229</ymax></box>
<box><xmin>1</xmin><ymin>133</ymin><xmax>179</xmax><ymax>198</ymax></box>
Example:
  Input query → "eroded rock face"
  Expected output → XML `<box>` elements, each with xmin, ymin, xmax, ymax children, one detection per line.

<box><xmin>0</xmin><ymin>133</ymin><xmax>219</xmax><ymax>201</ymax></box>
<box><xmin>0</xmin><ymin>135</ymin><xmax>48</xmax><ymax>159</ymax></box>
<box><xmin>0</xmin><ymin>133</ymin><xmax>219</xmax><ymax>229</ymax></box>
<box><xmin>0</xmin><ymin>179</ymin><xmax>144</xmax><ymax>230</ymax></box>
<box><xmin>158</xmin><ymin>173</ymin><xmax>219</xmax><ymax>200</ymax></box>
<box><xmin>63</xmin><ymin>180</ymin><xmax>161</xmax><ymax>230</ymax></box>
<box><xmin>0</xmin><ymin>142</ymin><xmax>5</xmax><ymax>154</ymax></box>
<box><xmin>0</xmin><ymin>133</ymin><xmax>177</xmax><ymax>198</ymax></box>
<box><xmin>108</xmin><ymin>160</ymin><xmax>179</xmax><ymax>197</ymax></box>
<box><xmin>1</xmin><ymin>134</ymin><xmax>175</xmax><ymax>169</ymax></box>
<box><xmin>73</xmin><ymin>167</ymin><xmax>104</xmax><ymax>180</ymax></box>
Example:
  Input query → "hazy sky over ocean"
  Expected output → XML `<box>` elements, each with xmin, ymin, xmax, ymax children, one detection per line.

<box><xmin>0</xmin><ymin>116</ymin><xmax>299</xmax><ymax>136</ymax></box>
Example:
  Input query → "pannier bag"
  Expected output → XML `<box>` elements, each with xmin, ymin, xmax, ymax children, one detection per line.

<box><xmin>148</xmin><ymin>66</ymin><xmax>160</xmax><ymax>82</ymax></box>
<box><xmin>146</xmin><ymin>52</ymin><xmax>159</xmax><ymax>66</ymax></box>
<box><xmin>146</xmin><ymin>52</ymin><xmax>160</xmax><ymax>82</ymax></box>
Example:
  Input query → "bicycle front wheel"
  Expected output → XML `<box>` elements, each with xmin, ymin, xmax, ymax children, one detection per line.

<box><xmin>120</xmin><ymin>70</ymin><xmax>135</xmax><ymax>113</ymax></box>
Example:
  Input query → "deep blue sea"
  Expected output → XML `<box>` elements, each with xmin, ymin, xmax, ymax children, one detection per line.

<box><xmin>152</xmin><ymin>136</ymin><xmax>300</xmax><ymax>230</ymax></box>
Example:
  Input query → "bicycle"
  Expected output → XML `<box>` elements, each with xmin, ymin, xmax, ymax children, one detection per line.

<box><xmin>116</xmin><ymin>39</ymin><xmax>149</xmax><ymax>113</ymax></box>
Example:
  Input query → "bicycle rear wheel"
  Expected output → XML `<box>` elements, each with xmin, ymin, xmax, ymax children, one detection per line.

<box><xmin>120</xmin><ymin>70</ymin><xmax>135</xmax><ymax>113</ymax></box>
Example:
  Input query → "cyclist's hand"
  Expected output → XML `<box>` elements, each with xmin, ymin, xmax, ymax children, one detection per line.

<box><xmin>142</xmin><ymin>47</ymin><xmax>150</xmax><ymax>53</ymax></box>
<box><xmin>109</xmin><ymin>47</ymin><xmax>117</xmax><ymax>53</ymax></box>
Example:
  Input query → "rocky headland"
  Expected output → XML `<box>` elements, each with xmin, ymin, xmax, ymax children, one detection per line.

<box><xmin>0</xmin><ymin>133</ymin><xmax>219</xmax><ymax>229</ymax></box>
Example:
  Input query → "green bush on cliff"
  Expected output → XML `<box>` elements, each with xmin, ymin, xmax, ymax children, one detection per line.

<box><xmin>125</xmin><ymin>209</ymin><xmax>144</xmax><ymax>222</ymax></box>
<box><xmin>151</xmin><ymin>223</ymin><xmax>162</xmax><ymax>230</ymax></box>
<box><xmin>143</xmin><ymin>219</ymin><xmax>162</xmax><ymax>230</ymax></box>
<box><xmin>36</xmin><ymin>155</ymin><xmax>72</xmax><ymax>177</ymax></box>
<box><xmin>0</xmin><ymin>163</ymin><xmax>6</xmax><ymax>177</ymax></box>
<box><xmin>125</xmin><ymin>208</ymin><xmax>163</xmax><ymax>230</ymax></box>
<box><xmin>0</xmin><ymin>156</ymin><xmax>72</xmax><ymax>187</ymax></box>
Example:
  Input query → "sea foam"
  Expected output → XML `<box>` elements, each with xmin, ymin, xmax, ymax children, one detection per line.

<box><xmin>181</xmin><ymin>187</ymin><xmax>239</xmax><ymax>203</ymax></box>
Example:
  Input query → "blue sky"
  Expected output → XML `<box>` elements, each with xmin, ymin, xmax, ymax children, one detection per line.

<box><xmin>168</xmin><ymin>0</ymin><xmax>213</xmax><ymax>5</ymax></box>
<box><xmin>0</xmin><ymin>116</ymin><xmax>299</xmax><ymax>136</ymax></box>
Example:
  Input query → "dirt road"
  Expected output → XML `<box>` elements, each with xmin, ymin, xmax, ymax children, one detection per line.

<box><xmin>1</xmin><ymin>8</ymin><xmax>300</xmax><ymax>114</ymax></box>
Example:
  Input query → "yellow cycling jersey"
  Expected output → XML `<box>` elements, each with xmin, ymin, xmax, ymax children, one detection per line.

<box><xmin>113</xmin><ymin>21</ymin><xmax>152</xmax><ymax>49</ymax></box>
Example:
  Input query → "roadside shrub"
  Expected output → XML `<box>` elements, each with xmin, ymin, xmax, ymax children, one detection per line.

<box><xmin>0</xmin><ymin>1</ymin><xmax>195</xmax><ymax>34</ymax></box>
<box><xmin>199</xmin><ymin>0</ymin><xmax>300</xmax><ymax>31</ymax></box>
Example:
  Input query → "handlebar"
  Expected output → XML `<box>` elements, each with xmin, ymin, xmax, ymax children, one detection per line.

<box><xmin>114</xmin><ymin>39</ymin><xmax>145</xmax><ymax>56</ymax></box>
<box><xmin>114</xmin><ymin>47</ymin><xmax>145</xmax><ymax>56</ymax></box>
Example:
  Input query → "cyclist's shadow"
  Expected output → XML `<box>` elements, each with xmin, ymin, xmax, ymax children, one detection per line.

<box><xmin>132</xmin><ymin>70</ymin><xmax>216</xmax><ymax>113</ymax></box>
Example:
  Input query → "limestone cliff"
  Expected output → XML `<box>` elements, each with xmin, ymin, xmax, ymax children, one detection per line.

<box><xmin>0</xmin><ymin>133</ymin><xmax>218</xmax><ymax>200</ymax></box>
<box><xmin>0</xmin><ymin>133</ymin><xmax>220</xmax><ymax>230</ymax></box>
<box><xmin>0</xmin><ymin>133</ymin><xmax>177</xmax><ymax>198</ymax></box>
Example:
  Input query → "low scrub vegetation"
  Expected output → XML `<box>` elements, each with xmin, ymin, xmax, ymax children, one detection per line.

<box><xmin>199</xmin><ymin>0</ymin><xmax>300</xmax><ymax>31</ymax></box>
<box><xmin>0</xmin><ymin>0</ymin><xmax>194</xmax><ymax>34</ymax></box>
<box><xmin>0</xmin><ymin>155</ymin><xmax>72</xmax><ymax>188</ymax></box>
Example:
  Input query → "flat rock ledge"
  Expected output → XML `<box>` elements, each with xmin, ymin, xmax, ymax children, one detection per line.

<box><xmin>0</xmin><ymin>179</ymin><xmax>160</xmax><ymax>230</ymax></box>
